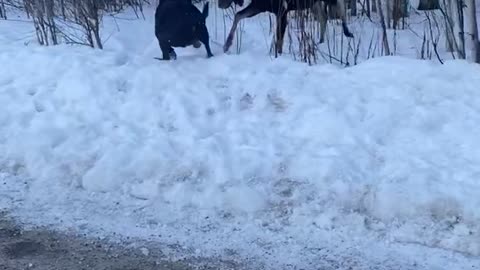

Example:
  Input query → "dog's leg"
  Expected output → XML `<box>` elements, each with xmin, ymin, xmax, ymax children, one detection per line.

<box><xmin>224</xmin><ymin>4</ymin><xmax>261</xmax><ymax>53</ymax></box>
<box><xmin>197</xmin><ymin>24</ymin><xmax>214</xmax><ymax>58</ymax></box>
<box><xmin>159</xmin><ymin>40</ymin><xmax>172</xmax><ymax>60</ymax></box>
<box><xmin>169</xmin><ymin>47</ymin><xmax>177</xmax><ymax>60</ymax></box>
<box><xmin>204</xmin><ymin>41</ymin><xmax>214</xmax><ymax>58</ymax></box>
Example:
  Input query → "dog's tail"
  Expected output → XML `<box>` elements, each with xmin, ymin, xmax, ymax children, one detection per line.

<box><xmin>202</xmin><ymin>1</ymin><xmax>209</xmax><ymax>18</ymax></box>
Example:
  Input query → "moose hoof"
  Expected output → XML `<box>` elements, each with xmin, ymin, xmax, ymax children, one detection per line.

<box><xmin>224</xmin><ymin>36</ymin><xmax>233</xmax><ymax>52</ymax></box>
<box><xmin>223</xmin><ymin>42</ymin><xmax>232</xmax><ymax>53</ymax></box>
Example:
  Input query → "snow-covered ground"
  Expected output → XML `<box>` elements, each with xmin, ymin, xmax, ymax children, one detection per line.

<box><xmin>1</xmin><ymin>3</ymin><xmax>480</xmax><ymax>270</ymax></box>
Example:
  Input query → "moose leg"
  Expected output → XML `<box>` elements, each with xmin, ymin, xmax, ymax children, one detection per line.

<box><xmin>224</xmin><ymin>4</ymin><xmax>261</xmax><ymax>52</ymax></box>
<box><xmin>275</xmin><ymin>13</ymin><xmax>288</xmax><ymax>56</ymax></box>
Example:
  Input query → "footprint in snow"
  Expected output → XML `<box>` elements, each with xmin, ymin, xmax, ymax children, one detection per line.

<box><xmin>239</xmin><ymin>93</ymin><xmax>254</xmax><ymax>110</ymax></box>
<box><xmin>0</xmin><ymin>78</ymin><xmax>14</xmax><ymax>89</ymax></box>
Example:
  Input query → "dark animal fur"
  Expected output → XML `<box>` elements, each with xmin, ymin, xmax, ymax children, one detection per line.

<box><xmin>155</xmin><ymin>0</ymin><xmax>213</xmax><ymax>60</ymax></box>
<box><xmin>218</xmin><ymin>0</ymin><xmax>353</xmax><ymax>56</ymax></box>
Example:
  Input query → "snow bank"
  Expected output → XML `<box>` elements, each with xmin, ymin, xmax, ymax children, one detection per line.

<box><xmin>1</xmin><ymin>8</ymin><xmax>480</xmax><ymax>269</ymax></box>
<box><xmin>2</xmin><ymin>44</ymin><xmax>480</xmax><ymax>250</ymax></box>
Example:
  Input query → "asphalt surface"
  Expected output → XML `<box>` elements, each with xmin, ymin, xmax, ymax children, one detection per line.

<box><xmin>0</xmin><ymin>212</ymin><xmax>241</xmax><ymax>270</ymax></box>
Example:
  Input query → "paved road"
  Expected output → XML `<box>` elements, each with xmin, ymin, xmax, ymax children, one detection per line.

<box><xmin>0</xmin><ymin>213</ymin><xmax>240</xmax><ymax>270</ymax></box>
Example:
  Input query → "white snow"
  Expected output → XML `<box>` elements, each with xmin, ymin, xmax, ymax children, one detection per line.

<box><xmin>1</xmin><ymin>4</ymin><xmax>480</xmax><ymax>270</ymax></box>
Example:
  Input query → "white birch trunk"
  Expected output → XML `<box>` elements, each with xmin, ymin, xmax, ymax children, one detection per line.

<box><xmin>466</xmin><ymin>0</ymin><xmax>480</xmax><ymax>63</ymax></box>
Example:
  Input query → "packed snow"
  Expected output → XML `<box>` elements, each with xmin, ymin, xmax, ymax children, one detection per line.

<box><xmin>1</xmin><ymin>3</ymin><xmax>480</xmax><ymax>270</ymax></box>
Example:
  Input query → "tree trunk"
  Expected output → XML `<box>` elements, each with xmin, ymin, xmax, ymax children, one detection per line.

<box><xmin>476</xmin><ymin>39</ymin><xmax>480</xmax><ymax>63</ymax></box>
<box><xmin>60</xmin><ymin>0</ymin><xmax>66</xmax><ymax>19</ymax></box>
<box><xmin>44</xmin><ymin>0</ymin><xmax>58</xmax><ymax>45</ymax></box>
<box><xmin>0</xmin><ymin>0</ymin><xmax>6</xmax><ymax>19</ymax></box>
<box><xmin>365</xmin><ymin>0</ymin><xmax>371</xmax><ymax>17</ymax></box>
<box><xmin>32</xmin><ymin>0</ymin><xmax>48</xmax><ymax>46</ymax></box>
<box><xmin>443</xmin><ymin>0</ymin><xmax>459</xmax><ymax>54</ymax></box>
<box><xmin>466</xmin><ymin>0</ymin><xmax>480</xmax><ymax>63</ymax></box>
<box><xmin>455</xmin><ymin>0</ymin><xmax>466</xmax><ymax>59</ymax></box>
<box><xmin>350</xmin><ymin>0</ymin><xmax>357</xmax><ymax>16</ymax></box>
<box><xmin>385</xmin><ymin>0</ymin><xmax>392</xmax><ymax>28</ymax></box>
<box><xmin>82</xmin><ymin>0</ymin><xmax>103</xmax><ymax>49</ymax></box>
<box><xmin>377</xmin><ymin>0</ymin><xmax>390</xmax><ymax>55</ymax></box>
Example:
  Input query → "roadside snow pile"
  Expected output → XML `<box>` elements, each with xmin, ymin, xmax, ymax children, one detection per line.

<box><xmin>1</xmin><ymin>11</ymin><xmax>480</xmax><ymax>269</ymax></box>
<box><xmin>2</xmin><ymin>42</ymin><xmax>480</xmax><ymax>255</ymax></box>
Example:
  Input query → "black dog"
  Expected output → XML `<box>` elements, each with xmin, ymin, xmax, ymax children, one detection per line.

<box><xmin>155</xmin><ymin>0</ymin><xmax>213</xmax><ymax>60</ymax></box>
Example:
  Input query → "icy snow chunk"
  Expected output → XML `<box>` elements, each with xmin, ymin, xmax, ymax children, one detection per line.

<box><xmin>82</xmin><ymin>146</ymin><xmax>133</xmax><ymax>192</ymax></box>
<box><xmin>224</xmin><ymin>185</ymin><xmax>267</xmax><ymax>213</ymax></box>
